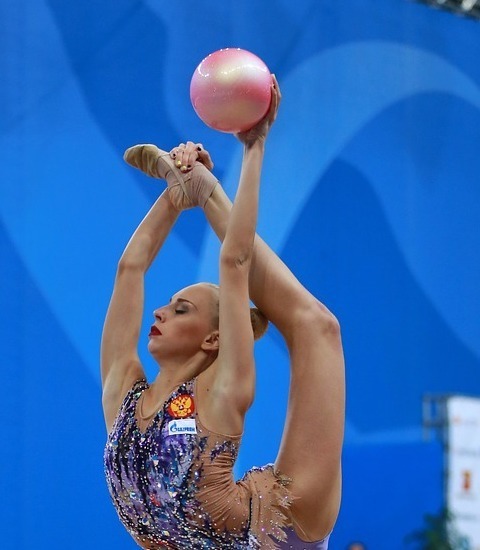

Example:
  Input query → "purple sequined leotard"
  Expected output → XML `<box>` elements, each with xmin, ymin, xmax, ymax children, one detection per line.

<box><xmin>104</xmin><ymin>379</ymin><xmax>330</xmax><ymax>550</ymax></box>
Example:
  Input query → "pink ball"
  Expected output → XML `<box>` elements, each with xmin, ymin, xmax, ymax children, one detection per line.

<box><xmin>190</xmin><ymin>48</ymin><xmax>272</xmax><ymax>133</ymax></box>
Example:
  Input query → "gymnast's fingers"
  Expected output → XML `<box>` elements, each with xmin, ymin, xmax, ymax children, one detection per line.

<box><xmin>182</xmin><ymin>141</ymin><xmax>200</xmax><ymax>172</ymax></box>
<box><xmin>170</xmin><ymin>143</ymin><xmax>186</xmax><ymax>169</ymax></box>
<box><xmin>195</xmin><ymin>143</ymin><xmax>214</xmax><ymax>171</ymax></box>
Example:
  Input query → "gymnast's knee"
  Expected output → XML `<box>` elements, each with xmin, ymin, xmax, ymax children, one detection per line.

<box><xmin>292</xmin><ymin>299</ymin><xmax>340</xmax><ymax>338</ymax></box>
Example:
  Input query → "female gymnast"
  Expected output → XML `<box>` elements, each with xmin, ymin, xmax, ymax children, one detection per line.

<box><xmin>102</xmin><ymin>78</ymin><xmax>345</xmax><ymax>549</ymax></box>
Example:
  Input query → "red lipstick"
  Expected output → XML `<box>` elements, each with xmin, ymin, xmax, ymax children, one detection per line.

<box><xmin>149</xmin><ymin>325</ymin><xmax>162</xmax><ymax>337</ymax></box>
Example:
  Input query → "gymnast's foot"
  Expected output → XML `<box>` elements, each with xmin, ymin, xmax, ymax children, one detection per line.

<box><xmin>123</xmin><ymin>144</ymin><xmax>218</xmax><ymax>211</ymax></box>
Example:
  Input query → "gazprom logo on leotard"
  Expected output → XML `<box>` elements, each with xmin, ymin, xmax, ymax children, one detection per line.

<box><xmin>168</xmin><ymin>418</ymin><xmax>197</xmax><ymax>435</ymax></box>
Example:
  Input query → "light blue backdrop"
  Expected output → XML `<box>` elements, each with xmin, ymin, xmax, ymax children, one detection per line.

<box><xmin>1</xmin><ymin>0</ymin><xmax>479</xmax><ymax>548</ymax></box>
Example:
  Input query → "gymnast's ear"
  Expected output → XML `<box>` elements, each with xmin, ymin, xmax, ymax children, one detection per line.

<box><xmin>201</xmin><ymin>330</ymin><xmax>219</xmax><ymax>352</ymax></box>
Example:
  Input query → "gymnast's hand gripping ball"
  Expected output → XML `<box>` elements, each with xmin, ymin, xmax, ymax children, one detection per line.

<box><xmin>190</xmin><ymin>48</ymin><xmax>272</xmax><ymax>133</ymax></box>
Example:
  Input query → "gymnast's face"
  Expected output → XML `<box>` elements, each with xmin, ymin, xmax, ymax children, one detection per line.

<box><xmin>148</xmin><ymin>283</ymin><xmax>219</xmax><ymax>362</ymax></box>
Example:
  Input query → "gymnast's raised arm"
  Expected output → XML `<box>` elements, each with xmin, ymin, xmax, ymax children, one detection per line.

<box><xmin>101</xmin><ymin>190</ymin><xmax>179</xmax><ymax>432</ymax></box>
<box><xmin>201</xmin><ymin>78</ymin><xmax>281</xmax><ymax>434</ymax></box>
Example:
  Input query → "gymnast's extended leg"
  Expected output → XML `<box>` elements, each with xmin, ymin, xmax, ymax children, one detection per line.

<box><xmin>203</xmin><ymin>181</ymin><xmax>345</xmax><ymax>542</ymax></box>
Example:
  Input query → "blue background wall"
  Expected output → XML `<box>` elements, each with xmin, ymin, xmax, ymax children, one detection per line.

<box><xmin>1</xmin><ymin>0</ymin><xmax>479</xmax><ymax>548</ymax></box>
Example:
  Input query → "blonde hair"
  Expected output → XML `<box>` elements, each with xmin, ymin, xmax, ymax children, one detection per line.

<box><xmin>249</xmin><ymin>307</ymin><xmax>269</xmax><ymax>341</ymax></box>
<box><xmin>204</xmin><ymin>283</ymin><xmax>268</xmax><ymax>341</ymax></box>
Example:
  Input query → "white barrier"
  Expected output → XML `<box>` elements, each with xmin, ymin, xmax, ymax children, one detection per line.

<box><xmin>447</xmin><ymin>396</ymin><xmax>480</xmax><ymax>550</ymax></box>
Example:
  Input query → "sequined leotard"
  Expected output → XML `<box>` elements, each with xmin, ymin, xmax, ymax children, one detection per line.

<box><xmin>104</xmin><ymin>378</ymin><xmax>301</xmax><ymax>550</ymax></box>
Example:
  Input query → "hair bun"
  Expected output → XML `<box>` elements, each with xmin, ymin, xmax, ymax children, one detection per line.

<box><xmin>250</xmin><ymin>307</ymin><xmax>269</xmax><ymax>340</ymax></box>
